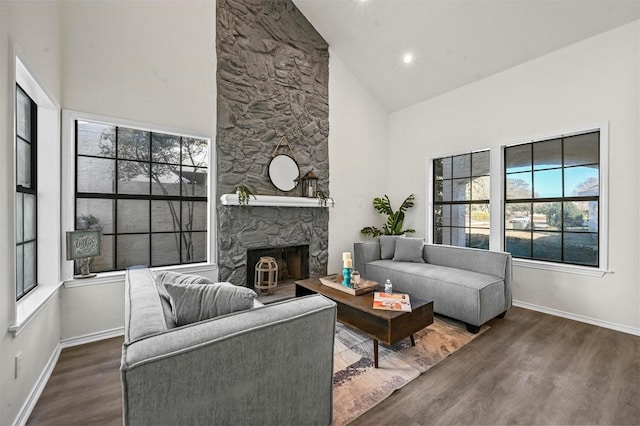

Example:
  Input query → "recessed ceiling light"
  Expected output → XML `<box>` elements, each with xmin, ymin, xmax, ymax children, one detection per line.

<box><xmin>403</xmin><ymin>53</ymin><xmax>413</xmax><ymax>64</ymax></box>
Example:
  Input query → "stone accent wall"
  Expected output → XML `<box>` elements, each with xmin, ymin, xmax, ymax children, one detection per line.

<box><xmin>216</xmin><ymin>0</ymin><xmax>329</xmax><ymax>284</ymax></box>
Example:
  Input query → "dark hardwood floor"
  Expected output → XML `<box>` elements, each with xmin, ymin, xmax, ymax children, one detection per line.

<box><xmin>27</xmin><ymin>336</ymin><xmax>123</xmax><ymax>425</ymax></box>
<box><xmin>353</xmin><ymin>307</ymin><xmax>640</xmax><ymax>426</ymax></box>
<box><xmin>27</xmin><ymin>307</ymin><xmax>639</xmax><ymax>425</ymax></box>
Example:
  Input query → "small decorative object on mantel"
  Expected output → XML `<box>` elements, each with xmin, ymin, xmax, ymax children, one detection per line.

<box><xmin>317</xmin><ymin>190</ymin><xmax>334</xmax><ymax>207</ymax></box>
<box><xmin>66</xmin><ymin>230</ymin><xmax>102</xmax><ymax>279</ymax></box>
<box><xmin>300</xmin><ymin>170</ymin><xmax>318</xmax><ymax>198</ymax></box>
<box><xmin>235</xmin><ymin>185</ymin><xmax>256</xmax><ymax>206</ymax></box>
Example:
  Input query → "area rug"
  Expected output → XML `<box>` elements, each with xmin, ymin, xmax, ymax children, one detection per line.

<box><xmin>332</xmin><ymin>318</ymin><xmax>487</xmax><ymax>426</ymax></box>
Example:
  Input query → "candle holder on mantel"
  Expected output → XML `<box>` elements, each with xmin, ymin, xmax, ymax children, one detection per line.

<box><xmin>300</xmin><ymin>170</ymin><xmax>318</xmax><ymax>198</ymax></box>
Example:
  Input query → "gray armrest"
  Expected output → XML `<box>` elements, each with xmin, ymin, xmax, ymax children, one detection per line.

<box><xmin>423</xmin><ymin>244</ymin><xmax>513</xmax><ymax>312</ymax></box>
<box><xmin>354</xmin><ymin>241</ymin><xmax>381</xmax><ymax>278</ymax></box>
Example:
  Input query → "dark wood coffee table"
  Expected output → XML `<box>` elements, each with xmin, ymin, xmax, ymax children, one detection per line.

<box><xmin>295</xmin><ymin>277</ymin><xmax>434</xmax><ymax>368</ymax></box>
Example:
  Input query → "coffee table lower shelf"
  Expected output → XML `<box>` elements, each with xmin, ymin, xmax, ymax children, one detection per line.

<box><xmin>295</xmin><ymin>277</ymin><xmax>434</xmax><ymax>368</ymax></box>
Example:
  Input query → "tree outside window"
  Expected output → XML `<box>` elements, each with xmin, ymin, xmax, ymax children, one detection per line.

<box><xmin>16</xmin><ymin>85</ymin><xmax>38</xmax><ymax>299</ymax></box>
<box><xmin>74</xmin><ymin>120</ymin><xmax>208</xmax><ymax>273</ymax></box>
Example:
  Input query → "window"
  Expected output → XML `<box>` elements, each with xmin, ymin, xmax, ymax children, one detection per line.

<box><xmin>11</xmin><ymin>55</ymin><xmax>61</xmax><ymax>333</ymax></box>
<box><xmin>74</xmin><ymin>120</ymin><xmax>209</xmax><ymax>273</ymax></box>
<box><xmin>428</xmin><ymin>126</ymin><xmax>606</xmax><ymax>274</ymax></box>
<box><xmin>505</xmin><ymin>131</ymin><xmax>600</xmax><ymax>266</ymax></box>
<box><xmin>15</xmin><ymin>85</ymin><xmax>38</xmax><ymax>300</ymax></box>
<box><xmin>433</xmin><ymin>150</ymin><xmax>490</xmax><ymax>249</ymax></box>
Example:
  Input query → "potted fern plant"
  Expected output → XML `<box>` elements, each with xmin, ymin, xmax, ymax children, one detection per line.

<box><xmin>360</xmin><ymin>194</ymin><xmax>416</xmax><ymax>237</ymax></box>
<box><xmin>235</xmin><ymin>185</ymin><xmax>256</xmax><ymax>206</ymax></box>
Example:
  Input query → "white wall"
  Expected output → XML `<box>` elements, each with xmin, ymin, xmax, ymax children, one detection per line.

<box><xmin>388</xmin><ymin>21</ymin><xmax>640</xmax><ymax>333</ymax></box>
<box><xmin>0</xmin><ymin>2</ymin><xmax>63</xmax><ymax>424</ymax></box>
<box><xmin>328</xmin><ymin>49</ymin><xmax>389</xmax><ymax>272</ymax></box>
<box><xmin>58</xmin><ymin>1</ymin><xmax>217</xmax><ymax>340</ymax></box>
<box><xmin>61</xmin><ymin>1</ymin><xmax>216</xmax><ymax>135</ymax></box>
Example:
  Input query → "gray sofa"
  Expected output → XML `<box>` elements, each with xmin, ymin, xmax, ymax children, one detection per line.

<box><xmin>121</xmin><ymin>266</ymin><xmax>337</xmax><ymax>425</ymax></box>
<box><xmin>354</xmin><ymin>239</ymin><xmax>512</xmax><ymax>333</ymax></box>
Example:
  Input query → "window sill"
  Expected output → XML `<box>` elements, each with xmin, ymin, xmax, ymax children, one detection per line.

<box><xmin>63</xmin><ymin>262</ymin><xmax>218</xmax><ymax>288</ymax></box>
<box><xmin>513</xmin><ymin>258</ymin><xmax>609</xmax><ymax>277</ymax></box>
<box><xmin>9</xmin><ymin>282</ymin><xmax>62</xmax><ymax>336</ymax></box>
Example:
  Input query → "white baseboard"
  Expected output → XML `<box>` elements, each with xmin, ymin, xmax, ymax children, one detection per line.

<box><xmin>12</xmin><ymin>343</ymin><xmax>62</xmax><ymax>426</ymax></box>
<box><xmin>60</xmin><ymin>326</ymin><xmax>124</xmax><ymax>349</ymax></box>
<box><xmin>513</xmin><ymin>300</ymin><xmax>640</xmax><ymax>336</ymax></box>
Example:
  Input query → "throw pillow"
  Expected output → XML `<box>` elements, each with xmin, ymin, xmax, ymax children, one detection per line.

<box><xmin>379</xmin><ymin>235</ymin><xmax>397</xmax><ymax>260</ymax></box>
<box><xmin>165</xmin><ymin>282</ymin><xmax>257</xmax><ymax>326</ymax></box>
<box><xmin>392</xmin><ymin>237</ymin><xmax>425</xmax><ymax>263</ymax></box>
<box><xmin>154</xmin><ymin>271</ymin><xmax>213</xmax><ymax>301</ymax></box>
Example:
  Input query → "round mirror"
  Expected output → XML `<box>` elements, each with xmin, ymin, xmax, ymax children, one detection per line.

<box><xmin>268</xmin><ymin>154</ymin><xmax>299</xmax><ymax>192</ymax></box>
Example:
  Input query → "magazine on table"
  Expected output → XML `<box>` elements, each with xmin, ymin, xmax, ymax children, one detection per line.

<box><xmin>372</xmin><ymin>292</ymin><xmax>412</xmax><ymax>312</ymax></box>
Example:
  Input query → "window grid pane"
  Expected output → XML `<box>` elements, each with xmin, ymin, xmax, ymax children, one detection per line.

<box><xmin>75</xmin><ymin>120</ymin><xmax>209</xmax><ymax>272</ymax></box>
<box><xmin>433</xmin><ymin>150</ymin><xmax>490</xmax><ymax>250</ymax></box>
<box><xmin>503</xmin><ymin>131</ymin><xmax>600</xmax><ymax>267</ymax></box>
<box><xmin>16</xmin><ymin>85</ymin><xmax>37</xmax><ymax>300</ymax></box>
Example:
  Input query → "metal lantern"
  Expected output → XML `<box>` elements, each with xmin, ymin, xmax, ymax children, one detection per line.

<box><xmin>301</xmin><ymin>170</ymin><xmax>318</xmax><ymax>198</ymax></box>
<box><xmin>255</xmin><ymin>256</ymin><xmax>278</xmax><ymax>295</ymax></box>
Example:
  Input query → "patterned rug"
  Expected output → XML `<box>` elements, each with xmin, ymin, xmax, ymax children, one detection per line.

<box><xmin>332</xmin><ymin>317</ymin><xmax>487</xmax><ymax>426</ymax></box>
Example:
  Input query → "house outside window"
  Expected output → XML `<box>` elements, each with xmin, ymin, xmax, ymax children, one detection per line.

<box><xmin>505</xmin><ymin>131</ymin><xmax>600</xmax><ymax>267</ymax></box>
<box><xmin>74</xmin><ymin>120</ymin><xmax>209</xmax><ymax>273</ymax></box>
<box><xmin>433</xmin><ymin>150</ymin><xmax>491</xmax><ymax>249</ymax></box>
<box><xmin>15</xmin><ymin>85</ymin><xmax>38</xmax><ymax>300</ymax></box>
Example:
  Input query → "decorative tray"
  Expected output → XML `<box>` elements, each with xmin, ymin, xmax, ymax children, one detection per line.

<box><xmin>319</xmin><ymin>274</ymin><xmax>379</xmax><ymax>296</ymax></box>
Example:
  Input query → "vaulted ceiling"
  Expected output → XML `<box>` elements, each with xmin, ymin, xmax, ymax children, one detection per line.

<box><xmin>293</xmin><ymin>0</ymin><xmax>640</xmax><ymax>112</ymax></box>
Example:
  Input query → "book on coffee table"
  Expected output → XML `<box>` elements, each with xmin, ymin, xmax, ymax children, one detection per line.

<box><xmin>372</xmin><ymin>292</ymin><xmax>412</xmax><ymax>312</ymax></box>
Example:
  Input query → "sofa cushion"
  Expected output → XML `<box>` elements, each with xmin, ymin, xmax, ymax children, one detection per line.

<box><xmin>379</xmin><ymin>235</ymin><xmax>397</xmax><ymax>259</ymax></box>
<box><xmin>366</xmin><ymin>259</ymin><xmax>505</xmax><ymax>325</ymax></box>
<box><xmin>154</xmin><ymin>271</ymin><xmax>214</xmax><ymax>300</ymax></box>
<box><xmin>165</xmin><ymin>282</ymin><xmax>257</xmax><ymax>326</ymax></box>
<box><xmin>392</xmin><ymin>237</ymin><xmax>425</xmax><ymax>263</ymax></box>
<box><xmin>154</xmin><ymin>271</ymin><xmax>214</xmax><ymax>328</ymax></box>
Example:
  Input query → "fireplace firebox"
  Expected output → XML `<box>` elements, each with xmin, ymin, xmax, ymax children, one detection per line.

<box><xmin>246</xmin><ymin>245</ymin><xmax>309</xmax><ymax>289</ymax></box>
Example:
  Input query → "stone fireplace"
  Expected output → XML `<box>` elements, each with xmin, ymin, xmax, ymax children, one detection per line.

<box><xmin>215</xmin><ymin>0</ymin><xmax>330</xmax><ymax>285</ymax></box>
<box><xmin>217</xmin><ymin>205</ymin><xmax>328</xmax><ymax>285</ymax></box>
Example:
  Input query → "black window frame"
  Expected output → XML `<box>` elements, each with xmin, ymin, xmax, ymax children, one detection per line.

<box><xmin>432</xmin><ymin>150</ymin><xmax>491</xmax><ymax>249</ymax></box>
<box><xmin>16</xmin><ymin>84</ymin><xmax>38</xmax><ymax>300</ymax></box>
<box><xmin>504</xmin><ymin>131</ymin><xmax>600</xmax><ymax>267</ymax></box>
<box><xmin>74</xmin><ymin>120</ymin><xmax>209</xmax><ymax>273</ymax></box>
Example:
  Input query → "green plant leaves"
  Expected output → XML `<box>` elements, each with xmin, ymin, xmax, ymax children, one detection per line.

<box><xmin>360</xmin><ymin>226</ymin><xmax>384</xmax><ymax>238</ymax></box>
<box><xmin>236</xmin><ymin>185</ymin><xmax>256</xmax><ymax>206</ymax></box>
<box><xmin>360</xmin><ymin>194</ymin><xmax>416</xmax><ymax>237</ymax></box>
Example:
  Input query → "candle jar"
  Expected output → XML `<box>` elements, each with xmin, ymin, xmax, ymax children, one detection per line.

<box><xmin>350</xmin><ymin>271</ymin><xmax>361</xmax><ymax>288</ymax></box>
